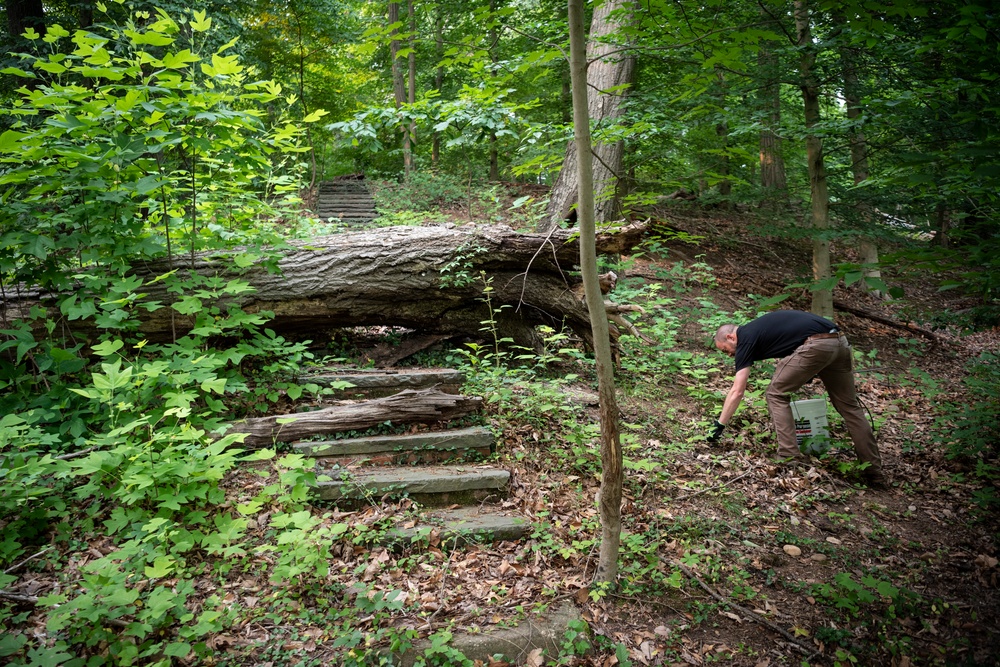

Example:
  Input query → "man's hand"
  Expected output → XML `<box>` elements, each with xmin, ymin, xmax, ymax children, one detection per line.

<box><xmin>707</xmin><ymin>420</ymin><xmax>726</xmax><ymax>442</ymax></box>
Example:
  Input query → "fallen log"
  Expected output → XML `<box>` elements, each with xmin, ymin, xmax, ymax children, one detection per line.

<box><xmin>226</xmin><ymin>388</ymin><xmax>483</xmax><ymax>447</ymax></box>
<box><xmin>833</xmin><ymin>300</ymin><xmax>939</xmax><ymax>350</ymax></box>
<box><xmin>4</xmin><ymin>221</ymin><xmax>648</xmax><ymax>352</ymax></box>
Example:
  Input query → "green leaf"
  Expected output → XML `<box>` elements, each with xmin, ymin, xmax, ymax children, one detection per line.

<box><xmin>843</xmin><ymin>271</ymin><xmax>863</xmax><ymax>286</ymax></box>
<box><xmin>172</xmin><ymin>296</ymin><xmax>203</xmax><ymax>315</ymax></box>
<box><xmin>0</xmin><ymin>130</ymin><xmax>29</xmax><ymax>152</ymax></box>
<box><xmin>164</xmin><ymin>642</ymin><xmax>192</xmax><ymax>658</ymax></box>
<box><xmin>162</xmin><ymin>49</ymin><xmax>200</xmax><ymax>68</ymax></box>
<box><xmin>135</xmin><ymin>174</ymin><xmax>168</xmax><ymax>195</ymax></box>
<box><xmin>91</xmin><ymin>339</ymin><xmax>125</xmax><ymax>356</ymax></box>
<box><xmin>124</xmin><ymin>29</ymin><xmax>175</xmax><ymax>47</ymax></box>
<box><xmin>200</xmin><ymin>378</ymin><xmax>227</xmax><ymax>394</ymax></box>
<box><xmin>144</xmin><ymin>556</ymin><xmax>176</xmax><ymax>578</ymax></box>
<box><xmin>302</xmin><ymin>109</ymin><xmax>329</xmax><ymax>123</ymax></box>
<box><xmin>0</xmin><ymin>634</ymin><xmax>27</xmax><ymax>657</ymax></box>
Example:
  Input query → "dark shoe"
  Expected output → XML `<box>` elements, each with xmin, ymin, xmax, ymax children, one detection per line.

<box><xmin>863</xmin><ymin>473</ymin><xmax>890</xmax><ymax>491</ymax></box>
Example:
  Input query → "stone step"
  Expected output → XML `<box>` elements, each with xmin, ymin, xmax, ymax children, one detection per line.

<box><xmin>383</xmin><ymin>506</ymin><xmax>529</xmax><ymax>548</ymax></box>
<box><xmin>318</xmin><ymin>188</ymin><xmax>372</xmax><ymax>196</ymax></box>
<box><xmin>295</xmin><ymin>426</ymin><xmax>493</xmax><ymax>466</ymax></box>
<box><xmin>301</xmin><ymin>367</ymin><xmax>465</xmax><ymax>398</ymax></box>
<box><xmin>314</xmin><ymin>464</ymin><xmax>509</xmax><ymax>505</ymax></box>
<box><xmin>317</xmin><ymin>195</ymin><xmax>375</xmax><ymax>201</ymax></box>
<box><xmin>318</xmin><ymin>212</ymin><xmax>379</xmax><ymax>219</ymax></box>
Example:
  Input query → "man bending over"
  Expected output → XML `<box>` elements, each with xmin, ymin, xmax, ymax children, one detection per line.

<box><xmin>709</xmin><ymin>309</ymin><xmax>887</xmax><ymax>489</ymax></box>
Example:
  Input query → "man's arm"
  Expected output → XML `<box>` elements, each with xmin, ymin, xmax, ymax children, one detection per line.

<box><xmin>719</xmin><ymin>367</ymin><xmax>751</xmax><ymax>425</ymax></box>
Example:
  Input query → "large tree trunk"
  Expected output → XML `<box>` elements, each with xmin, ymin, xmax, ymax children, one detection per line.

<box><xmin>389</xmin><ymin>2</ymin><xmax>411</xmax><ymax>176</ymax></box>
<box><xmin>794</xmin><ymin>0</ymin><xmax>833</xmax><ymax>319</ymax></box>
<box><xmin>407</xmin><ymin>0</ymin><xmax>417</xmax><ymax>172</ymax></box>
<box><xmin>6</xmin><ymin>223</ymin><xmax>647</xmax><ymax>353</ymax></box>
<box><xmin>757</xmin><ymin>4</ymin><xmax>787</xmax><ymax>194</ymax></box>
<box><xmin>568</xmin><ymin>0</ymin><xmax>622</xmax><ymax>586</ymax></box>
<box><xmin>839</xmin><ymin>39</ymin><xmax>884</xmax><ymax>299</ymax></box>
<box><xmin>433</xmin><ymin>12</ymin><xmax>443</xmax><ymax>167</ymax></box>
<box><xmin>714</xmin><ymin>68</ymin><xmax>731</xmax><ymax>198</ymax></box>
<box><xmin>542</xmin><ymin>0</ymin><xmax>635</xmax><ymax>232</ymax></box>
<box><xmin>5</xmin><ymin>0</ymin><xmax>46</xmax><ymax>39</ymax></box>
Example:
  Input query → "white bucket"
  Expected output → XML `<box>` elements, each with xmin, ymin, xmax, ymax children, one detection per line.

<box><xmin>791</xmin><ymin>398</ymin><xmax>830</xmax><ymax>455</ymax></box>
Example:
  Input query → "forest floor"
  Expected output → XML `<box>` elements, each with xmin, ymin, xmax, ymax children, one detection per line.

<box><xmin>9</xmin><ymin>197</ymin><xmax>998</xmax><ymax>667</ymax></box>
<box><xmin>238</xmin><ymin>200</ymin><xmax>1000</xmax><ymax>666</ymax></box>
<box><xmin>370</xmin><ymin>198</ymin><xmax>997</xmax><ymax>667</ymax></box>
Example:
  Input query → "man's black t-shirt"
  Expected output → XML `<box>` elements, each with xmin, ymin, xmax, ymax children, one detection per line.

<box><xmin>734</xmin><ymin>310</ymin><xmax>837</xmax><ymax>372</ymax></box>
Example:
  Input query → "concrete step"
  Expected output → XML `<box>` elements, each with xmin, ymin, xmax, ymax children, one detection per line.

<box><xmin>318</xmin><ymin>189</ymin><xmax>371</xmax><ymax>196</ymax></box>
<box><xmin>318</xmin><ymin>212</ymin><xmax>379</xmax><ymax>219</ymax></box>
<box><xmin>383</xmin><ymin>506</ymin><xmax>529</xmax><ymax>548</ymax></box>
<box><xmin>318</xmin><ymin>198</ymin><xmax>375</xmax><ymax>203</ymax></box>
<box><xmin>301</xmin><ymin>367</ymin><xmax>465</xmax><ymax>398</ymax></box>
<box><xmin>314</xmin><ymin>464</ymin><xmax>509</xmax><ymax>505</ymax></box>
<box><xmin>317</xmin><ymin>205</ymin><xmax>377</xmax><ymax>212</ymax></box>
<box><xmin>295</xmin><ymin>426</ymin><xmax>493</xmax><ymax>466</ymax></box>
<box><xmin>317</xmin><ymin>194</ymin><xmax>375</xmax><ymax>200</ymax></box>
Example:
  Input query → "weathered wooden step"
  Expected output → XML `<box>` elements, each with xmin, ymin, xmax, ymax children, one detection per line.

<box><xmin>294</xmin><ymin>426</ymin><xmax>493</xmax><ymax>466</ymax></box>
<box><xmin>314</xmin><ymin>464</ymin><xmax>509</xmax><ymax>505</ymax></box>
<box><xmin>301</xmin><ymin>367</ymin><xmax>465</xmax><ymax>397</ymax></box>
<box><xmin>383</xmin><ymin>506</ymin><xmax>529</xmax><ymax>548</ymax></box>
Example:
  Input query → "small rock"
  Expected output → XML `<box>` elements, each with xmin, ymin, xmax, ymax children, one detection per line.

<box><xmin>826</xmin><ymin>537</ymin><xmax>842</xmax><ymax>545</ymax></box>
<box><xmin>810</xmin><ymin>554</ymin><xmax>828</xmax><ymax>562</ymax></box>
<box><xmin>790</xmin><ymin>517</ymin><xmax>800</xmax><ymax>526</ymax></box>
<box><xmin>783</xmin><ymin>544</ymin><xmax>802</xmax><ymax>557</ymax></box>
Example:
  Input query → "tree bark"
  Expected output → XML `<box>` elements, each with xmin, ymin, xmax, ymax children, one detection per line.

<box><xmin>6</xmin><ymin>223</ymin><xmax>647</xmax><ymax>353</ymax></box>
<box><xmin>757</xmin><ymin>4</ymin><xmax>787</xmax><ymax>193</ymax></box>
<box><xmin>5</xmin><ymin>0</ymin><xmax>46</xmax><ymax>39</ymax></box>
<box><xmin>433</xmin><ymin>11</ymin><xmax>443</xmax><ymax>167</ymax></box>
<box><xmin>839</xmin><ymin>39</ymin><xmax>884</xmax><ymax>298</ymax></box>
<box><xmin>794</xmin><ymin>0</ymin><xmax>833</xmax><ymax>319</ymax></box>
<box><xmin>227</xmin><ymin>389</ymin><xmax>482</xmax><ymax>447</ymax></box>
<box><xmin>389</xmin><ymin>2</ymin><xmax>410</xmax><ymax>176</ymax></box>
<box><xmin>714</xmin><ymin>67</ymin><xmax>731</xmax><ymax>197</ymax></box>
<box><xmin>569</xmin><ymin>0</ymin><xmax>622</xmax><ymax>585</ymax></box>
<box><xmin>407</xmin><ymin>0</ymin><xmax>416</xmax><ymax>173</ymax></box>
<box><xmin>543</xmin><ymin>0</ymin><xmax>635</xmax><ymax>232</ymax></box>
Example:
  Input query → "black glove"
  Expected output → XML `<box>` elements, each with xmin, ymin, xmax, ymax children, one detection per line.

<box><xmin>707</xmin><ymin>420</ymin><xmax>726</xmax><ymax>442</ymax></box>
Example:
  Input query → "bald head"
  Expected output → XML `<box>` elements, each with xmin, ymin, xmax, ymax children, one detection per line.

<box><xmin>714</xmin><ymin>324</ymin><xmax>737</xmax><ymax>345</ymax></box>
<box><xmin>714</xmin><ymin>324</ymin><xmax>738</xmax><ymax>356</ymax></box>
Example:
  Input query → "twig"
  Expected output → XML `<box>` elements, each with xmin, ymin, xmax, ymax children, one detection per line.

<box><xmin>675</xmin><ymin>468</ymin><xmax>756</xmax><ymax>501</ymax></box>
<box><xmin>833</xmin><ymin>300</ymin><xmax>939</xmax><ymax>350</ymax></box>
<box><xmin>673</xmin><ymin>561</ymin><xmax>824</xmax><ymax>662</ymax></box>
<box><xmin>0</xmin><ymin>590</ymin><xmax>38</xmax><ymax>604</ymax></box>
<box><xmin>4</xmin><ymin>546</ymin><xmax>53</xmax><ymax>574</ymax></box>
<box><xmin>53</xmin><ymin>447</ymin><xmax>97</xmax><ymax>461</ymax></box>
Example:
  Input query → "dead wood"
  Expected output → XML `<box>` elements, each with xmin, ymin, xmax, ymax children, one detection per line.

<box><xmin>3</xmin><ymin>222</ymin><xmax>648</xmax><ymax>354</ymax></box>
<box><xmin>834</xmin><ymin>300</ymin><xmax>939</xmax><ymax>349</ymax></box>
<box><xmin>225</xmin><ymin>388</ymin><xmax>483</xmax><ymax>447</ymax></box>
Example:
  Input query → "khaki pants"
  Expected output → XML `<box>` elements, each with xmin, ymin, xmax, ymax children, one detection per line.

<box><xmin>766</xmin><ymin>336</ymin><xmax>882</xmax><ymax>477</ymax></box>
